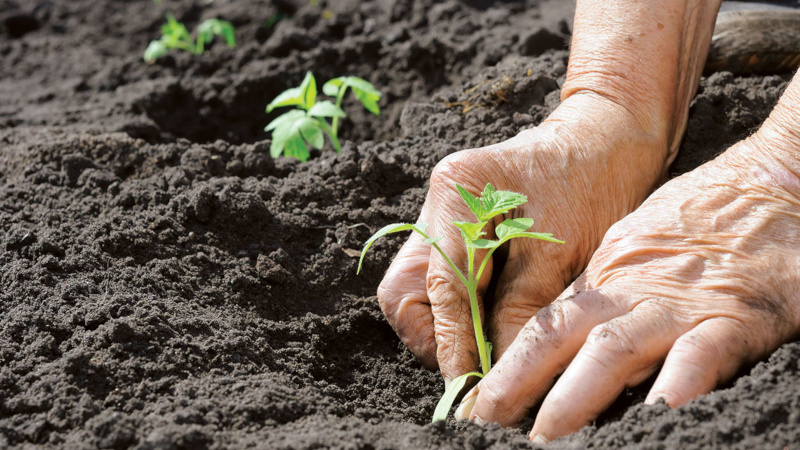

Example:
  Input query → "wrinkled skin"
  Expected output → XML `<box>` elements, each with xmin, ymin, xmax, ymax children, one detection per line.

<box><xmin>377</xmin><ymin>0</ymin><xmax>800</xmax><ymax>442</ymax></box>
<box><xmin>460</xmin><ymin>127</ymin><xmax>800</xmax><ymax>440</ymax></box>
<box><xmin>377</xmin><ymin>93</ymin><xmax>670</xmax><ymax>382</ymax></box>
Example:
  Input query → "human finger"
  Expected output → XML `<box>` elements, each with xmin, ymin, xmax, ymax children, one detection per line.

<box><xmin>377</xmin><ymin>231</ymin><xmax>437</xmax><ymax>369</ymax></box>
<box><xmin>530</xmin><ymin>300</ymin><xmax>684</xmax><ymax>441</ymax></box>
<box><xmin>460</xmin><ymin>286</ymin><xmax>626</xmax><ymax>425</ymax></box>
<box><xmin>644</xmin><ymin>317</ymin><xmax>761</xmax><ymax>407</ymax></box>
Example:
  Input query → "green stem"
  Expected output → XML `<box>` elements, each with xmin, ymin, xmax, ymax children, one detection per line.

<box><xmin>196</xmin><ymin>34</ymin><xmax>205</xmax><ymax>54</ymax></box>
<box><xmin>468</xmin><ymin>282</ymin><xmax>490</xmax><ymax>375</ymax></box>
<box><xmin>316</xmin><ymin>119</ymin><xmax>342</xmax><ymax>152</ymax></box>
<box><xmin>331</xmin><ymin>85</ymin><xmax>348</xmax><ymax>138</ymax></box>
<box><xmin>172</xmin><ymin>40</ymin><xmax>200</xmax><ymax>54</ymax></box>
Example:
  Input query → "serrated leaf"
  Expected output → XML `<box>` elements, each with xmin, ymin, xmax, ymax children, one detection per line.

<box><xmin>299</xmin><ymin>72</ymin><xmax>317</xmax><ymax>109</ymax></box>
<box><xmin>266</xmin><ymin>87</ymin><xmax>304</xmax><ymax>113</ymax></box>
<box><xmin>456</xmin><ymin>185</ymin><xmax>486</xmax><ymax>220</ymax></box>
<box><xmin>495</xmin><ymin>218</ymin><xmax>534</xmax><ymax>240</ymax></box>
<box><xmin>431</xmin><ymin>371</ymin><xmax>483</xmax><ymax>422</ymax></box>
<box><xmin>284</xmin><ymin>136</ymin><xmax>310</xmax><ymax>161</ymax></box>
<box><xmin>357</xmin><ymin>223</ymin><xmax>428</xmax><ymax>274</ymax></box>
<box><xmin>265</xmin><ymin>109</ymin><xmax>306</xmax><ymax>131</ymax></box>
<box><xmin>479</xmin><ymin>184</ymin><xmax>527</xmax><ymax>221</ymax></box>
<box><xmin>452</xmin><ymin>221</ymin><xmax>486</xmax><ymax>243</ymax></box>
<box><xmin>469</xmin><ymin>239</ymin><xmax>500</xmax><ymax>249</ymax></box>
<box><xmin>425</xmin><ymin>236</ymin><xmax>443</xmax><ymax>244</ymax></box>
<box><xmin>322</xmin><ymin>77</ymin><xmax>344</xmax><ymax>97</ymax></box>
<box><xmin>308</xmin><ymin>101</ymin><xmax>346</xmax><ymax>118</ymax></box>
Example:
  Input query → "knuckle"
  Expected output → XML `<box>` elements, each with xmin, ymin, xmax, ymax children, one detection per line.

<box><xmin>430</xmin><ymin>151</ymin><xmax>481</xmax><ymax>193</ymax></box>
<box><xmin>522</xmin><ymin>304</ymin><xmax>566</xmax><ymax>342</ymax></box>
<box><xmin>586</xmin><ymin>322</ymin><xmax>639</xmax><ymax>363</ymax></box>
<box><xmin>475</xmin><ymin>376</ymin><xmax>509</xmax><ymax>413</ymax></box>
<box><xmin>426</xmin><ymin>269</ymin><xmax>468</xmax><ymax>308</ymax></box>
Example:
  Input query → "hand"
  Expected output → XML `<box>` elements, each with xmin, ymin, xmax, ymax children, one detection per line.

<box><xmin>376</xmin><ymin>0</ymin><xmax>721</xmax><ymax>385</ymax></box>
<box><xmin>377</xmin><ymin>93</ymin><xmax>671</xmax><ymax>383</ymax></box>
<box><xmin>459</xmin><ymin>117</ymin><xmax>800</xmax><ymax>441</ymax></box>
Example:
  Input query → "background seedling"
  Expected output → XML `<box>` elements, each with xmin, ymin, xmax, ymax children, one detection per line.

<box><xmin>265</xmin><ymin>72</ymin><xmax>382</xmax><ymax>161</ymax></box>
<box><xmin>358</xmin><ymin>183</ymin><xmax>564</xmax><ymax>422</ymax></box>
<box><xmin>144</xmin><ymin>15</ymin><xmax>236</xmax><ymax>62</ymax></box>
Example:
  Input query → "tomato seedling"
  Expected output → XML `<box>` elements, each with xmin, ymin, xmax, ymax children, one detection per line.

<box><xmin>265</xmin><ymin>72</ymin><xmax>381</xmax><ymax>161</ymax></box>
<box><xmin>144</xmin><ymin>15</ymin><xmax>236</xmax><ymax>62</ymax></box>
<box><xmin>358</xmin><ymin>183</ymin><xmax>564</xmax><ymax>422</ymax></box>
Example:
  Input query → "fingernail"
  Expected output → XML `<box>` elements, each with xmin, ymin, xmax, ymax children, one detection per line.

<box><xmin>473</xmin><ymin>415</ymin><xmax>485</xmax><ymax>426</ymax></box>
<box><xmin>531</xmin><ymin>433</ymin><xmax>549</xmax><ymax>444</ymax></box>
<box><xmin>454</xmin><ymin>385</ymin><xmax>479</xmax><ymax>420</ymax></box>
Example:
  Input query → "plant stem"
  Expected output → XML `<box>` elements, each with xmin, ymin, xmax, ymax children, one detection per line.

<box><xmin>468</xmin><ymin>281</ymin><xmax>490</xmax><ymax>375</ymax></box>
<box><xmin>467</xmin><ymin>247</ymin><xmax>491</xmax><ymax>375</ymax></box>
<box><xmin>331</xmin><ymin>85</ymin><xmax>348</xmax><ymax>138</ymax></box>
<box><xmin>316</xmin><ymin>119</ymin><xmax>342</xmax><ymax>152</ymax></box>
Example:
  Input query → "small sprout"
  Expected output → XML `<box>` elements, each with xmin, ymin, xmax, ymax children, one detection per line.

<box><xmin>358</xmin><ymin>183</ymin><xmax>564</xmax><ymax>422</ymax></box>
<box><xmin>144</xmin><ymin>15</ymin><xmax>236</xmax><ymax>62</ymax></box>
<box><xmin>265</xmin><ymin>72</ymin><xmax>382</xmax><ymax>162</ymax></box>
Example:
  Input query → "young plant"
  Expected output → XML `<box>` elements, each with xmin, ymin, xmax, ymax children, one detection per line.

<box><xmin>358</xmin><ymin>183</ymin><xmax>564</xmax><ymax>422</ymax></box>
<box><xmin>144</xmin><ymin>15</ymin><xmax>236</xmax><ymax>62</ymax></box>
<box><xmin>265</xmin><ymin>72</ymin><xmax>381</xmax><ymax>162</ymax></box>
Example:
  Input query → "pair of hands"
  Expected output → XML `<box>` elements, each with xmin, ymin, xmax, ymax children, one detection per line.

<box><xmin>376</xmin><ymin>77</ymin><xmax>800</xmax><ymax>441</ymax></box>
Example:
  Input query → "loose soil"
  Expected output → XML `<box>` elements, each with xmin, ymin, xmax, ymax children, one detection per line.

<box><xmin>1</xmin><ymin>0</ymin><xmax>798</xmax><ymax>448</ymax></box>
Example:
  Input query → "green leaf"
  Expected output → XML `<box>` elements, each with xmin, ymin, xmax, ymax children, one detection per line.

<box><xmin>479</xmin><ymin>183</ymin><xmax>527</xmax><ymax>221</ymax></box>
<box><xmin>500</xmin><ymin>231</ymin><xmax>565</xmax><ymax>244</ymax></box>
<box><xmin>299</xmin><ymin>72</ymin><xmax>317</xmax><ymax>109</ymax></box>
<box><xmin>308</xmin><ymin>101</ymin><xmax>346</xmax><ymax>118</ymax></box>
<box><xmin>322</xmin><ymin>77</ymin><xmax>345</xmax><ymax>97</ymax></box>
<box><xmin>197</xmin><ymin>19</ymin><xmax>236</xmax><ymax>47</ymax></box>
<box><xmin>345</xmin><ymin>76</ymin><xmax>382</xmax><ymax>97</ymax></box>
<box><xmin>144</xmin><ymin>40</ymin><xmax>168</xmax><ymax>62</ymax></box>
<box><xmin>269</xmin><ymin>121</ymin><xmax>293</xmax><ymax>158</ymax></box>
<box><xmin>469</xmin><ymin>239</ymin><xmax>500</xmax><ymax>249</ymax></box>
<box><xmin>452</xmin><ymin>221</ymin><xmax>486</xmax><ymax>243</ymax></box>
<box><xmin>354</xmin><ymin>89</ymin><xmax>380</xmax><ymax>115</ymax></box>
<box><xmin>298</xmin><ymin>118</ymin><xmax>325</xmax><ymax>150</ymax></box>
<box><xmin>163</xmin><ymin>14</ymin><xmax>190</xmax><ymax>42</ymax></box>
<box><xmin>265</xmin><ymin>109</ymin><xmax>306</xmax><ymax>132</ymax></box>
<box><xmin>456</xmin><ymin>185</ymin><xmax>486</xmax><ymax>220</ymax></box>
<box><xmin>431</xmin><ymin>372</ymin><xmax>484</xmax><ymax>422</ymax></box>
<box><xmin>284</xmin><ymin>136</ymin><xmax>310</xmax><ymax>161</ymax></box>
<box><xmin>357</xmin><ymin>223</ymin><xmax>428</xmax><ymax>274</ymax></box>
<box><xmin>495</xmin><ymin>218</ymin><xmax>534</xmax><ymax>240</ymax></box>
<box><xmin>266</xmin><ymin>87</ymin><xmax>304</xmax><ymax>113</ymax></box>
<box><xmin>425</xmin><ymin>236</ymin><xmax>443</xmax><ymax>244</ymax></box>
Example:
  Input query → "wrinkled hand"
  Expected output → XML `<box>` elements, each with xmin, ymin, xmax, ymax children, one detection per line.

<box><xmin>376</xmin><ymin>94</ymin><xmax>670</xmax><ymax>384</ymax></box>
<box><xmin>460</xmin><ymin>132</ymin><xmax>800</xmax><ymax>441</ymax></box>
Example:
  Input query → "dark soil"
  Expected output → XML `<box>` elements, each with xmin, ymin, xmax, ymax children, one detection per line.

<box><xmin>1</xmin><ymin>0</ymin><xmax>798</xmax><ymax>448</ymax></box>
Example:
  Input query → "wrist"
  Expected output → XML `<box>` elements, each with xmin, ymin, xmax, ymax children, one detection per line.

<box><xmin>743</xmin><ymin>73</ymin><xmax>800</xmax><ymax>187</ymax></box>
<box><xmin>541</xmin><ymin>92</ymin><xmax>670</xmax><ymax>185</ymax></box>
<box><xmin>564</xmin><ymin>0</ymin><xmax>720</xmax><ymax>161</ymax></box>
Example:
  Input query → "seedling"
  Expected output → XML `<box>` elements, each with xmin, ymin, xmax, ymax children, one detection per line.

<box><xmin>265</xmin><ymin>72</ymin><xmax>381</xmax><ymax>161</ymax></box>
<box><xmin>144</xmin><ymin>15</ymin><xmax>236</xmax><ymax>62</ymax></box>
<box><xmin>358</xmin><ymin>183</ymin><xmax>564</xmax><ymax>422</ymax></box>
